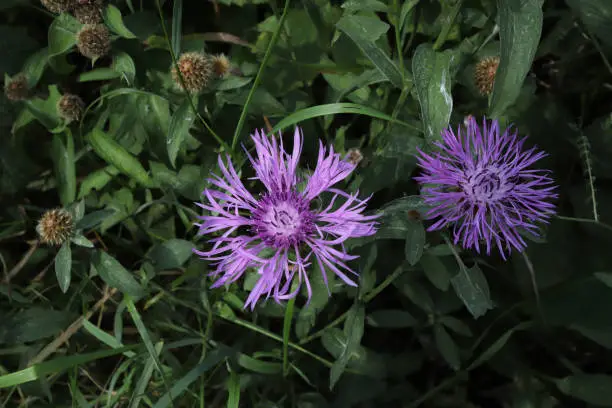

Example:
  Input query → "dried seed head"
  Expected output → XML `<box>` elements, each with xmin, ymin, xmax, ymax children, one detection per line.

<box><xmin>37</xmin><ymin>209</ymin><xmax>74</xmax><ymax>246</ymax></box>
<box><xmin>73</xmin><ymin>0</ymin><xmax>103</xmax><ymax>24</ymax></box>
<box><xmin>76</xmin><ymin>24</ymin><xmax>111</xmax><ymax>59</ymax></box>
<box><xmin>211</xmin><ymin>54</ymin><xmax>231</xmax><ymax>77</ymax></box>
<box><xmin>41</xmin><ymin>0</ymin><xmax>75</xmax><ymax>13</ymax></box>
<box><xmin>474</xmin><ymin>56</ymin><xmax>500</xmax><ymax>96</ymax></box>
<box><xmin>346</xmin><ymin>148</ymin><xmax>364</xmax><ymax>166</ymax></box>
<box><xmin>4</xmin><ymin>73</ymin><xmax>29</xmax><ymax>102</ymax></box>
<box><xmin>172</xmin><ymin>52</ymin><xmax>213</xmax><ymax>94</ymax></box>
<box><xmin>57</xmin><ymin>93</ymin><xmax>85</xmax><ymax>122</ymax></box>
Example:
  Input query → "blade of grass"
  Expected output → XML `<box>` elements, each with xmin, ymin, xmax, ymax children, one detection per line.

<box><xmin>129</xmin><ymin>342</ymin><xmax>164</xmax><ymax>408</ymax></box>
<box><xmin>171</xmin><ymin>0</ymin><xmax>182</xmax><ymax>56</ymax></box>
<box><xmin>282</xmin><ymin>296</ymin><xmax>296</xmax><ymax>377</ymax></box>
<box><xmin>226</xmin><ymin>369</ymin><xmax>240</xmax><ymax>408</ymax></box>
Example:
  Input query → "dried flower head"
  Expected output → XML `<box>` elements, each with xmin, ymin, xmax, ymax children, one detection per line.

<box><xmin>172</xmin><ymin>52</ymin><xmax>212</xmax><ymax>93</ymax></box>
<box><xmin>195</xmin><ymin>128</ymin><xmax>379</xmax><ymax>309</ymax></box>
<box><xmin>474</xmin><ymin>56</ymin><xmax>500</xmax><ymax>96</ymax></box>
<box><xmin>41</xmin><ymin>0</ymin><xmax>75</xmax><ymax>13</ymax></box>
<box><xmin>345</xmin><ymin>148</ymin><xmax>363</xmax><ymax>166</ymax></box>
<box><xmin>414</xmin><ymin>117</ymin><xmax>557</xmax><ymax>259</ymax></box>
<box><xmin>57</xmin><ymin>93</ymin><xmax>85</xmax><ymax>122</ymax></box>
<box><xmin>4</xmin><ymin>73</ymin><xmax>29</xmax><ymax>102</ymax></box>
<box><xmin>73</xmin><ymin>0</ymin><xmax>103</xmax><ymax>24</ymax></box>
<box><xmin>211</xmin><ymin>54</ymin><xmax>231</xmax><ymax>77</ymax></box>
<box><xmin>37</xmin><ymin>209</ymin><xmax>74</xmax><ymax>246</ymax></box>
<box><xmin>76</xmin><ymin>24</ymin><xmax>111</xmax><ymax>59</ymax></box>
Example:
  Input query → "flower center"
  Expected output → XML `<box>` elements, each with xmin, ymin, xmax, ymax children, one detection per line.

<box><xmin>253</xmin><ymin>191</ymin><xmax>314</xmax><ymax>248</ymax></box>
<box><xmin>461</xmin><ymin>167</ymin><xmax>514</xmax><ymax>205</ymax></box>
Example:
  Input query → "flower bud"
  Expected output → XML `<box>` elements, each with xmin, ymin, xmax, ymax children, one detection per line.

<box><xmin>57</xmin><ymin>93</ymin><xmax>85</xmax><ymax>122</ymax></box>
<box><xmin>41</xmin><ymin>0</ymin><xmax>75</xmax><ymax>13</ymax></box>
<box><xmin>4</xmin><ymin>73</ymin><xmax>29</xmax><ymax>102</ymax></box>
<box><xmin>474</xmin><ymin>56</ymin><xmax>500</xmax><ymax>96</ymax></box>
<box><xmin>172</xmin><ymin>52</ymin><xmax>212</xmax><ymax>94</ymax></box>
<box><xmin>211</xmin><ymin>54</ymin><xmax>231</xmax><ymax>77</ymax></box>
<box><xmin>77</xmin><ymin>24</ymin><xmax>111</xmax><ymax>59</ymax></box>
<box><xmin>37</xmin><ymin>209</ymin><xmax>74</xmax><ymax>246</ymax></box>
<box><xmin>346</xmin><ymin>148</ymin><xmax>363</xmax><ymax>166</ymax></box>
<box><xmin>73</xmin><ymin>0</ymin><xmax>103</xmax><ymax>24</ymax></box>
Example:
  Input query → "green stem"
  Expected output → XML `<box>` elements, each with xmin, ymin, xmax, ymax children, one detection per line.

<box><xmin>432</xmin><ymin>0</ymin><xmax>463</xmax><ymax>51</ymax></box>
<box><xmin>555</xmin><ymin>215</ymin><xmax>612</xmax><ymax>233</ymax></box>
<box><xmin>231</xmin><ymin>0</ymin><xmax>291</xmax><ymax>150</ymax></box>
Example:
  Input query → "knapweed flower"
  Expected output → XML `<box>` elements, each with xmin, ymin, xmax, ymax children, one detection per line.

<box><xmin>415</xmin><ymin>117</ymin><xmax>557</xmax><ymax>258</ymax></box>
<box><xmin>172</xmin><ymin>52</ymin><xmax>212</xmax><ymax>94</ymax></box>
<box><xmin>37</xmin><ymin>209</ymin><xmax>74</xmax><ymax>246</ymax></box>
<box><xmin>4</xmin><ymin>73</ymin><xmax>29</xmax><ymax>102</ymax></box>
<box><xmin>195</xmin><ymin>128</ymin><xmax>378</xmax><ymax>309</ymax></box>
<box><xmin>57</xmin><ymin>93</ymin><xmax>85</xmax><ymax>122</ymax></box>
<box><xmin>73</xmin><ymin>0</ymin><xmax>104</xmax><ymax>24</ymax></box>
<box><xmin>474</xmin><ymin>56</ymin><xmax>500</xmax><ymax>96</ymax></box>
<box><xmin>76</xmin><ymin>24</ymin><xmax>111</xmax><ymax>59</ymax></box>
<box><xmin>211</xmin><ymin>54</ymin><xmax>231</xmax><ymax>77</ymax></box>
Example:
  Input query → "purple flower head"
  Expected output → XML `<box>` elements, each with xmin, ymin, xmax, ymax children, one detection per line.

<box><xmin>414</xmin><ymin>116</ymin><xmax>557</xmax><ymax>259</ymax></box>
<box><xmin>195</xmin><ymin>128</ymin><xmax>379</xmax><ymax>309</ymax></box>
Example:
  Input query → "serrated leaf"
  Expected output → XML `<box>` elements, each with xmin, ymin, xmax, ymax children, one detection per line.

<box><xmin>489</xmin><ymin>0</ymin><xmax>543</xmax><ymax>117</ymax></box>
<box><xmin>336</xmin><ymin>15</ymin><xmax>403</xmax><ymax>89</ymax></box>
<box><xmin>55</xmin><ymin>242</ymin><xmax>72</xmax><ymax>293</ymax></box>
<box><xmin>556</xmin><ymin>374</ymin><xmax>612</xmax><ymax>406</ymax></box>
<box><xmin>404</xmin><ymin>220</ymin><xmax>425</xmax><ymax>266</ymax></box>
<box><xmin>412</xmin><ymin>43</ymin><xmax>454</xmax><ymax>142</ymax></box>
<box><xmin>167</xmin><ymin>98</ymin><xmax>197</xmax><ymax>168</ymax></box>
<box><xmin>450</xmin><ymin>264</ymin><xmax>493</xmax><ymax>318</ymax></box>
<box><xmin>103</xmin><ymin>4</ymin><xmax>136</xmax><ymax>39</ymax></box>
<box><xmin>92</xmin><ymin>250</ymin><xmax>145</xmax><ymax>299</ymax></box>
<box><xmin>51</xmin><ymin>132</ymin><xmax>76</xmax><ymax>206</ymax></box>
<box><xmin>88</xmin><ymin>129</ymin><xmax>153</xmax><ymax>187</ymax></box>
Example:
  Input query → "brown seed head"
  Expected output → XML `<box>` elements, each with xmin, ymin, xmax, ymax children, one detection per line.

<box><xmin>346</xmin><ymin>148</ymin><xmax>363</xmax><ymax>166</ymax></box>
<box><xmin>73</xmin><ymin>0</ymin><xmax>103</xmax><ymax>24</ymax></box>
<box><xmin>474</xmin><ymin>56</ymin><xmax>500</xmax><ymax>96</ymax></box>
<box><xmin>4</xmin><ymin>73</ymin><xmax>29</xmax><ymax>102</ymax></box>
<box><xmin>41</xmin><ymin>0</ymin><xmax>75</xmax><ymax>13</ymax></box>
<box><xmin>37</xmin><ymin>209</ymin><xmax>74</xmax><ymax>246</ymax></box>
<box><xmin>211</xmin><ymin>54</ymin><xmax>231</xmax><ymax>77</ymax></box>
<box><xmin>77</xmin><ymin>24</ymin><xmax>111</xmax><ymax>59</ymax></box>
<box><xmin>57</xmin><ymin>93</ymin><xmax>85</xmax><ymax>122</ymax></box>
<box><xmin>172</xmin><ymin>52</ymin><xmax>213</xmax><ymax>94</ymax></box>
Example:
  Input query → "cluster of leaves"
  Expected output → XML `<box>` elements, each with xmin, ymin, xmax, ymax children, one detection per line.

<box><xmin>1</xmin><ymin>0</ymin><xmax>612</xmax><ymax>406</ymax></box>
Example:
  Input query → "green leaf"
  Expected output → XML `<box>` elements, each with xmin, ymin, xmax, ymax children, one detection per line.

<box><xmin>77</xmin><ymin>166</ymin><xmax>120</xmax><ymax>199</ymax></box>
<box><xmin>70</xmin><ymin>234</ymin><xmax>94</xmax><ymax>248</ymax></box>
<box><xmin>434</xmin><ymin>324</ymin><xmax>460</xmax><ymax>370</ymax></box>
<box><xmin>412</xmin><ymin>43</ymin><xmax>454</xmax><ymax>142</ymax></box>
<box><xmin>103</xmin><ymin>4</ymin><xmax>136</xmax><ymax>39</ymax></box>
<box><xmin>22</xmin><ymin>48</ymin><xmax>49</xmax><ymax>87</ymax></box>
<box><xmin>420</xmin><ymin>253</ymin><xmax>451</xmax><ymax>291</ymax></box>
<box><xmin>336</xmin><ymin>15</ymin><xmax>403</xmax><ymax>89</ymax></box>
<box><xmin>489</xmin><ymin>0</ymin><xmax>543</xmax><ymax>117</ymax></box>
<box><xmin>270</xmin><ymin>103</ymin><xmax>416</xmax><ymax>134</ymax></box>
<box><xmin>237</xmin><ymin>354</ymin><xmax>282</xmax><ymax>374</ymax></box>
<box><xmin>88</xmin><ymin>129</ymin><xmax>153</xmax><ymax>187</ymax></box>
<box><xmin>330</xmin><ymin>302</ymin><xmax>365</xmax><ymax>389</ymax></box>
<box><xmin>130</xmin><ymin>342</ymin><xmax>163</xmax><ymax>408</ymax></box>
<box><xmin>51</xmin><ymin>132</ymin><xmax>76</xmax><ymax>206</ymax></box>
<box><xmin>111</xmin><ymin>51</ymin><xmax>136</xmax><ymax>85</ymax></box>
<box><xmin>79</xmin><ymin>68</ymin><xmax>121</xmax><ymax>82</ymax></box>
<box><xmin>594</xmin><ymin>271</ymin><xmax>612</xmax><ymax>288</ymax></box>
<box><xmin>366</xmin><ymin>309</ymin><xmax>417</xmax><ymax>328</ymax></box>
<box><xmin>92</xmin><ymin>250</ymin><xmax>145</xmax><ymax>299</ymax></box>
<box><xmin>404</xmin><ymin>220</ymin><xmax>426</xmax><ymax>266</ymax></box>
<box><xmin>167</xmin><ymin>98</ymin><xmax>197</xmax><ymax>168</ymax></box>
<box><xmin>566</xmin><ymin>0</ymin><xmax>612</xmax><ymax>49</ymax></box>
<box><xmin>48</xmin><ymin>13</ymin><xmax>82</xmax><ymax>58</ymax></box>
<box><xmin>0</xmin><ymin>308</ymin><xmax>71</xmax><ymax>345</ymax></box>
<box><xmin>76</xmin><ymin>209</ymin><xmax>117</xmax><ymax>230</ymax></box>
<box><xmin>450</xmin><ymin>263</ymin><xmax>493</xmax><ymax>319</ymax></box>
<box><xmin>283</xmin><ymin>295</ymin><xmax>296</xmax><ymax>376</ymax></box>
<box><xmin>555</xmin><ymin>374</ymin><xmax>612</xmax><ymax>406</ymax></box>
<box><xmin>146</xmin><ymin>239</ymin><xmax>193</xmax><ymax>271</ymax></box>
<box><xmin>55</xmin><ymin>242</ymin><xmax>72</xmax><ymax>293</ymax></box>
<box><xmin>226</xmin><ymin>370</ymin><xmax>240</xmax><ymax>408</ymax></box>
<box><xmin>24</xmin><ymin>85</ymin><xmax>62</xmax><ymax>130</ymax></box>
<box><xmin>171</xmin><ymin>0</ymin><xmax>183</xmax><ymax>56</ymax></box>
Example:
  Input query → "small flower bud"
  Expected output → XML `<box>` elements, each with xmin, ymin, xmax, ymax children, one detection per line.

<box><xmin>73</xmin><ymin>0</ymin><xmax>103</xmax><ymax>24</ymax></box>
<box><xmin>4</xmin><ymin>73</ymin><xmax>29</xmax><ymax>102</ymax></box>
<box><xmin>172</xmin><ymin>52</ymin><xmax>212</xmax><ymax>94</ymax></box>
<box><xmin>211</xmin><ymin>54</ymin><xmax>231</xmax><ymax>77</ymax></box>
<box><xmin>346</xmin><ymin>148</ymin><xmax>363</xmax><ymax>166</ymax></box>
<box><xmin>474</xmin><ymin>56</ymin><xmax>500</xmax><ymax>96</ymax></box>
<box><xmin>37</xmin><ymin>209</ymin><xmax>74</xmax><ymax>246</ymax></box>
<box><xmin>57</xmin><ymin>93</ymin><xmax>85</xmax><ymax>122</ymax></box>
<box><xmin>76</xmin><ymin>24</ymin><xmax>111</xmax><ymax>59</ymax></box>
<box><xmin>41</xmin><ymin>0</ymin><xmax>75</xmax><ymax>13</ymax></box>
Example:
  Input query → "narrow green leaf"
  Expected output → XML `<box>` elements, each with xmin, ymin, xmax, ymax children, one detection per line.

<box><xmin>330</xmin><ymin>303</ymin><xmax>365</xmax><ymax>389</ymax></box>
<box><xmin>336</xmin><ymin>15</ymin><xmax>403</xmax><ymax>88</ymax></box>
<box><xmin>489</xmin><ymin>0</ymin><xmax>543</xmax><ymax>117</ymax></box>
<box><xmin>77</xmin><ymin>166</ymin><xmax>120</xmax><ymax>199</ymax></box>
<box><xmin>171</xmin><ymin>0</ymin><xmax>183</xmax><ymax>56</ymax></box>
<box><xmin>70</xmin><ymin>235</ymin><xmax>94</xmax><ymax>248</ymax></box>
<box><xmin>92</xmin><ymin>250</ymin><xmax>145</xmax><ymax>299</ymax></box>
<box><xmin>51</xmin><ymin>132</ymin><xmax>76</xmax><ymax>206</ymax></box>
<box><xmin>55</xmin><ymin>243</ymin><xmax>72</xmax><ymax>293</ymax></box>
<box><xmin>103</xmin><ymin>4</ymin><xmax>136</xmax><ymax>39</ymax></box>
<box><xmin>130</xmin><ymin>342</ymin><xmax>163</xmax><ymax>408</ymax></box>
<box><xmin>88</xmin><ymin>128</ymin><xmax>153</xmax><ymax>187</ymax></box>
<box><xmin>555</xmin><ymin>374</ymin><xmax>612</xmax><ymax>406</ymax></box>
<box><xmin>434</xmin><ymin>324</ymin><xmax>460</xmax><ymax>370</ymax></box>
<box><xmin>467</xmin><ymin>322</ymin><xmax>530</xmax><ymax>370</ymax></box>
<box><xmin>450</xmin><ymin>264</ymin><xmax>493</xmax><ymax>318</ymax></box>
<box><xmin>420</xmin><ymin>253</ymin><xmax>451</xmax><ymax>291</ymax></box>
<box><xmin>82</xmin><ymin>320</ymin><xmax>136</xmax><ymax>358</ymax></box>
<box><xmin>226</xmin><ymin>370</ymin><xmax>240</xmax><ymax>408</ymax></box>
<box><xmin>112</xmin><ymin>51</ymin><xmax>136</xmax><ymax>85</ymax></box>
<box><xmin>404</xmin><ymin>220</ymin><xmax>426</xmax><ymax>266</ymax></box>
<box><xmin>566</xmin><ymin>0</ymin><xmax>612</xmax><ymax>49</ymax></box>
<box><xmin>237</xmin><ymin>354</ymin><xmax>282</xmax><ymax>374</ymax></box>
<box><xmin>79</xmin><ymin>68</ymin><xmax>121</xmax><ymax>82</ymax></box>
<box><xmin>167</xmin><ymin>98</ymin><xmax>197</xmax><ymax>168</ymax></box>
<box><xmin>283</xmin><ymin>295</ymin><xmax>296</xmax><ymax>376</ymax></box>
<box><xmin>412</xmin><ymin>43</ymin><xmax>454</xmax><ymax>142</ymax></box>
<box><xmin>76</xmin><ymin>209</ymin><xmax>118</xmax><ymax>230</ymax></box>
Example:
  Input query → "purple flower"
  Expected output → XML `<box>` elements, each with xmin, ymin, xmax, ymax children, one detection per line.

<box><xmin>195</xmin><ymin>128</ymin><xmax>378</xmax><ymax>309</ymax></box>
<box><xmin>414</xmin><ymin>117</ymin><xmax>557</xmax><ymax>259</ymax></box>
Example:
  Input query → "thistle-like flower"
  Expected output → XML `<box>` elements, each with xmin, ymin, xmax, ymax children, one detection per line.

<box><xmin>76</xmin><ymin>24</ymin><xmax>111</xmax><ymax>59</ymax></box>
<box><xmin>73</xmin><ymin>0</ymin><xmax>103</xmax><ymax>24</ymax></box>
<box><xmin>172</xmin><ymin>52</ymin><xmax>212</xmax><ymax>94</ymax></box>
<box><xmin>57</xmin><ymin>93</ymin><xmax>85</xmax><ymax>122</ymax></box>
<box><xmin>37</xmin><ymin>209</ymin><xmax>74</xmax><ymax>246</ymax></box>
<box><xmin>211</xmin><ymin>54</ymin><xmax>231</xmax><ymax>77</ymax></box>
<box><xmin>195</xmin><ymin>128</ymin><xmax>378</xmax><ymax>309</ymax></box>
<box><xmin>414</xmin><ymin>117</ymin><xmax>557</xmax><ymax>258</ymax></box>
<box><xmin>474</xmin><ymin>56</ymin><xmax>500</xmax><ymax>96</ymax></box>
<box><xmin>4</xmin><ymin>73</ymin><xmax>29</xmax><ymax>102</ymax></box>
